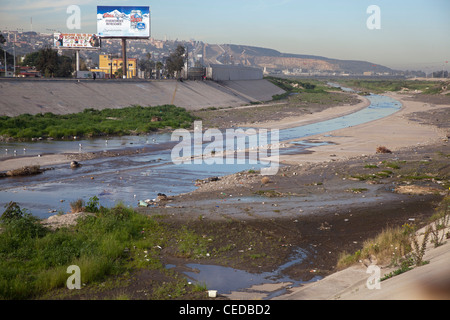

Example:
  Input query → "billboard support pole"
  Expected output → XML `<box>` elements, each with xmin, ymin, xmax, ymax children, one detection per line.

<box><xmin>76</xmin><ymin>50</ymin><xmax>80</xmax><ymax>72</ymax></box>
<box><xmin>122</xmin><ymin>38</ymin><xmax>127</xmax><ymax>79</ymax></box>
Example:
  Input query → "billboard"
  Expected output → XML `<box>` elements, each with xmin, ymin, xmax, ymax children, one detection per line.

<box><xmin>54</xmin><ymin>33</ymin><xmax>100</xmax><ymax>48</ymax></box>
<box><xmin>97</xmin><ymin>6</ymin><xmax>150</xmax><ymax>38</ymax></box>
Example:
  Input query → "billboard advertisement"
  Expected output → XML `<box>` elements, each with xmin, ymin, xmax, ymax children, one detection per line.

<box><xmin>54</xmin><ymin>33</ymin><xmax>100</xmax><ymax>48</ymax></box>
<box><xmin>97</xmin><ymin>6</ymin><xmax>150</xmax><ymax>38</ymax></box>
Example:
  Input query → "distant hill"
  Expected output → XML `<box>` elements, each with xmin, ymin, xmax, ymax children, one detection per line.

<box><xmin>1</xmin><ymin>30</ymin><xmax>396</xmax><ymax>76</ymax></box>
<box><xmin>202</xmin><ymin>44</ymin><xmax>394</xmax><ymax>75</ymax></box>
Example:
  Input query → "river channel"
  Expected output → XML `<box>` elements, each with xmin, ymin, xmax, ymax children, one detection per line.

<box><xmin>0</xmin><ymin>85</ymin><xmax>403</xmax><ymax>297</ymax></box>
<box><xmin>0</xmin><ymin>88</ymin><xmax>401</xmax><ymax>220</ymax></box>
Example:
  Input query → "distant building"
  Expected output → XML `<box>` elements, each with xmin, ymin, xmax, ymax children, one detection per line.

<box><xmin>206</xmin><ymin>64</ymin><xmax>263</xmax><ymax>81</ymax></box>
<box><xmin>91</xmin><ymin>54</ymin><xmax>137</xmax><ymax>78</ymax></box>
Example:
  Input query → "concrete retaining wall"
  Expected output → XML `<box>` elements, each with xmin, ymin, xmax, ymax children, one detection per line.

<box><xmin>0</xmin><ymin>78</ymin><xmax>284</xmax><ymax>116</ymax></box>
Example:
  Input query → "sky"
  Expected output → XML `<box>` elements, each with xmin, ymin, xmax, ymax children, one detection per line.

<box><xmin>0</xmin><ymin>0</ymin><xmax>449</xmax><ymax>71</ymax></box>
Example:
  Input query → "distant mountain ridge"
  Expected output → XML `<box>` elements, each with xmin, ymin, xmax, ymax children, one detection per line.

<box><xmin>202</xmin><ymin>43</ymin><xmax>394</xmax><ymax>74</ymax></box>
<box><xmin>2</xmin><ymin>30</ymin><xmax>396</xmax><ymax>75</ymax></box>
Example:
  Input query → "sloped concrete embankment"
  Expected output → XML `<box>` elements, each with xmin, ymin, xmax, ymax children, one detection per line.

<box><xmin>0</xmin><ymin>79</ymin><xmax>285</xmax><ymax>116</ymax></box>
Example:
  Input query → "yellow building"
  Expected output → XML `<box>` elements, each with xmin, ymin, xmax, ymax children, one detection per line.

<box><xmin>91</xmin><ymin>54</ymin><xmax>137</xmax><ymax>78</ymax></box>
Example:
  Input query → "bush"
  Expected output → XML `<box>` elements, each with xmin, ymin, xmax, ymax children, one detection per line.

<box><xmin>70</xmin><ymin>199</ymin><xmax>85</xmax><ymax>213</ymax></box>
<box><xmin>337</xmin><ymin>225</ymin><xmax>412</xmax><ymax>269</ymax></box>
<box><xmin>0</xmin><ymin>201</ymin><xmax>213</xmax><ymax>299</ymax></box>
<box><xmin>85</xmin><ymin>196</ymin><xmax>100</xmax><ymax>213</ymax></box>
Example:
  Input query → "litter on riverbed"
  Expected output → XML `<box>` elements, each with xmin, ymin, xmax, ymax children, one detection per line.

<box><xmin>138</xmin><ymin>200</ymin><xmax>149</xmax><ymax>207</ymax></box>
<box><xmin>208</xmin><ymin>290</ymin><xmax>217</xmax><ymax>298</ymax></box>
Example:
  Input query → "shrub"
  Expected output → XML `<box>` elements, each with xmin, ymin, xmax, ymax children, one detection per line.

<box><xmin>70</xmin><ymin>199</ymin><xmax>85</xmax><ymax>213</ymax></box>
<box><xmin>337</xmin><ymin>225</ymin><xmax>412</xmax><ymax>269</ymax></box>
<box><xmin>85</xmin><ymin>196</ymin><xmax>100</xmax><ymax>213</ymax></box>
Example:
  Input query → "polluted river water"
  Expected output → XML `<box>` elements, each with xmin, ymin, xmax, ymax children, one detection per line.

<box><xmin>0</xmin><ymin>90</ymin><xmax>401</xmax><ymax>219</ymax></box>
<box><xmin>0</xmin><ymin>87</ymin><xmax>402</xmax><ymax>297</ymax></box>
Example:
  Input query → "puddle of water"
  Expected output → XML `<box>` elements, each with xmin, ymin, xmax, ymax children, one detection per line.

<box><xmin>167</xmin><ymin>247</ymin><xmax>321</xmax><ymax>299</ymax></box>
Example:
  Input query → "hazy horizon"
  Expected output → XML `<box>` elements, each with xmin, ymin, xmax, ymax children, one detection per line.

<box><xmin>0</xmin><ymin>0</ymin><xmax>449</xmax><ymax>71</ymax></box>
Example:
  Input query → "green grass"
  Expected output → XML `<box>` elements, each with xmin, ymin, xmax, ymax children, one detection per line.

<box><xmin>0</xmin><ymin>201</ymin><xmax>210</xmax><ymax>299</ymax></box>
<box><xmin>338</xmin><ymin>196</ymin><xmax>450</xmax><ymax>273</ymax></box>
<box><xmin>266</xmin><ymin>76</ymin><xmax>359</xmax><ymax>107</ymax></box>
<box><xmin>337</xmin><ymin>224</ymin><xmax>413</xmax><ymax>269</ymax></box>
<box><xmin>266</xmin><ymin>76</ymin><xmax>330</xmax><ymax>98</ymax></box>
<box><xmin>336</xmin><ymin>79</ymin><xmax>446</xmax><ymax>94</ymax></box>
<box><xmin>0</xmin><ymin>104</ymin><xmax>197</xmax><ymax>140</ymax></box>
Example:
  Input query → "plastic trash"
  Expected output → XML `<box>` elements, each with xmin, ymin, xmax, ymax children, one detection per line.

<box><xmin>139</xmin><ymin>200</ymin><xmax>149</xmax><ymax>207</ymax></box>
<box><xmin>208</xmin><ymin>290</ymin><xmax>217</xmax><ymax>298</ymax></box>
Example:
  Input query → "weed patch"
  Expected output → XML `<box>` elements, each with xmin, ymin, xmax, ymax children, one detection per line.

<box><xmin>0</xmin><ymin>202</ymin><xmax>211</xmax><ymax>299</ymax></box>
<box><xmin>0</xmin><ymin>105</ymin><xmax>197</xmax><ymax>141</ymax></box>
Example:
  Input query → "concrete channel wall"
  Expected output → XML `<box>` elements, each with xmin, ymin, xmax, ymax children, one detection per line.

<box><xmin>0</xmin><ymin>78</ymin><xmax>284</xmax><ymax>116</ymax></box>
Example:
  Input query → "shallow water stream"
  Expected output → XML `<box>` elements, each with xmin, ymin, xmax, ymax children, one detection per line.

<box><xmin>0</xmin><ymin>90</ymin><xmax>401</xmax><ymax>219</ymax></box>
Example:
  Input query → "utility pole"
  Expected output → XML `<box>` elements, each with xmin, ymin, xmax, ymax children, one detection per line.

<box><xmin>13</xmin><ymin>36</ymin><xmax>15</xmax><ymax>77</ymax></box>
<box><xmin>185</xmin><ymin>45</ymin><xmax>188</xmax><ymax>79</ymax></box>
<box><xmin>3</xmin><ymin>45</ymin><xmax>6</xmax><ymax>76</ymax></box>
<box><xmin>76</xmin><ymin>50</ymin><xmax>80</xmax><ymax>72</ymax></box>
<box><xmin>109</xmin><ymin>54</ymin><xmax>112</xmax><ymax>79</ymax></box>
<box><xmin>122</xmin><ymin>38</ymin><xmax>127</xmax><ymax>79</ymax></box>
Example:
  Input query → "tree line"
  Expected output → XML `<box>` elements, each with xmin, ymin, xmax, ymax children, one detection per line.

<box><xmin>139</xmin><ymin>45</ymin><xmax>186</xmax><ymax>79</ymax></box>
<box><xmin>16</xmin><ymin>41</ymin><xmax>188</xmax><ymax>79</ymax></box>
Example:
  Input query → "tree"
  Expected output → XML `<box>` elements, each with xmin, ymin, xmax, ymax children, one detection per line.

<box><xmin>139</xmin><ymin>53</ymin><xmax>154</xmax><ymax>79</ymax></box>
<box><xmin>36</xmin><ymin>47</ymin><xmax>59</xmax><ymax>77</ymax></box>
<box><xmin>166</xmin><ymin>45</ymin><xmax>185</xmax><ymax>78</ymax></box>
<box><xmin>155</xmin><ymin>61</ymin><xmax>164</xmax><ymax>79</ymax></box>
<box><xmin>25</xmin><ymin>47</ymin><xmax>73</xmax><ymax>77</ymax></box>
<box><xmin>115</xmin><ymin>67</ymin><xmax>123</xmax><ymax>79</ymax></box>
<box><xmin>22</xmin><ymin>51</ymin><xmax>40</xmax><ymax>67</ymax></box>
<box><xmin>0</xmin><ymin>33</ymin><xmax>13</xmax><ymax>69</ymax></box>
<box><xmin>57</xmin><ymin>55</ymin><xmax>73</xmax><ymax>77</ymax></box>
